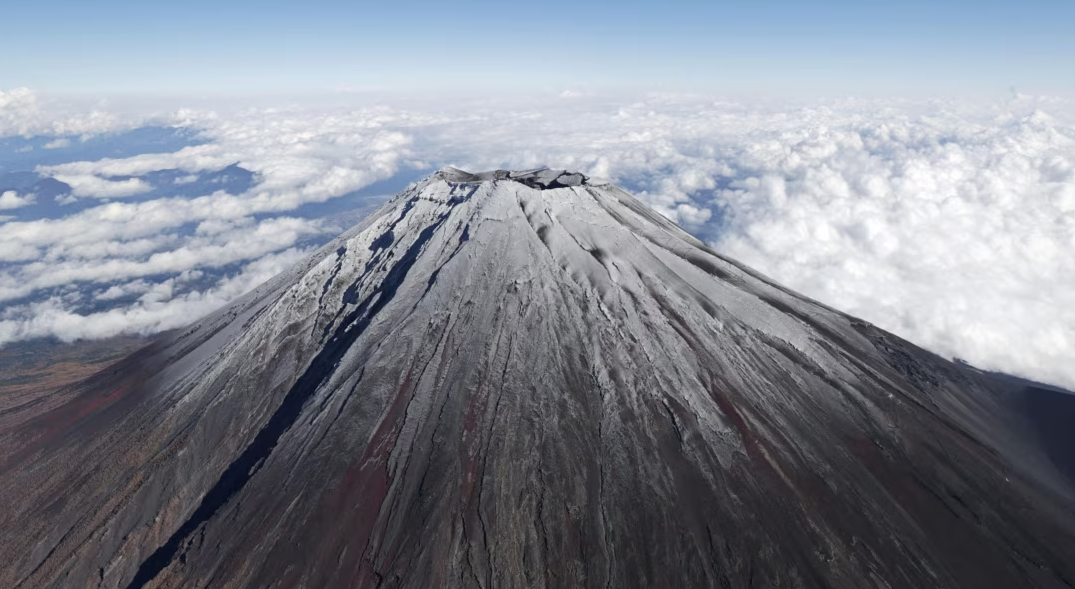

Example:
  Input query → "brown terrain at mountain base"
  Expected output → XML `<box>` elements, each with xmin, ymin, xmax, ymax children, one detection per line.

<box><xmin>0</xmin><ymin>337</ymin><xmax>148</xmax><ymax>431</ymax></box>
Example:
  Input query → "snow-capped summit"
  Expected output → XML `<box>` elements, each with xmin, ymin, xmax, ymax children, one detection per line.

<box><xmin>2</xmin><ymin>169</ymin><xmax>1074</xmax><ymax>588</ymax></box>
<box><xmin>438</xmin><ymin>166</ymin><xmax>589</xmax><ymax>188</ymax></box>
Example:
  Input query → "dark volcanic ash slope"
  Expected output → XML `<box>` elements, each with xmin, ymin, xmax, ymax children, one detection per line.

<box><xmin>2</xmin><ymin>168</ymin><xmax>1075</xmax><ymax>589</ymax></box>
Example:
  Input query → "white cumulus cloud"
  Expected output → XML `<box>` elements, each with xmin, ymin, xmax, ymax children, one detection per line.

<box><xmin>1</xmin><ymin>90</ymin><xmax>1073</xmax><ymax>392</ymax></box>
<box><xmin>0</xmin><ymin>249</ymin><xmax>308</xmax><ymax>343</ymax></box>
<box><xmin>52</xmin><ymin>174</ymin><xmax>153</xmax><ymax>199</ymax></box>
<box><xmin>0</xmin><ymin>191</ymin><xmax>36</xmax><ymax>210</ymax></box>
<box><xmin>0</xmin><ymin>87</ymin><xmax>133</xmax><ymax>138</ymax></box>
<box><xmin>398</xmin><ymin>93</ymin><xmax>1075</xmax><ymax>388</ymax></box>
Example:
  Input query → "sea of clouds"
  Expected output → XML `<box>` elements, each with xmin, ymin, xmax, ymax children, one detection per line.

<box><xmin>1</xmin><ymin>88</ymin><xmax>1073</xmax><ymax>389</ymax></box>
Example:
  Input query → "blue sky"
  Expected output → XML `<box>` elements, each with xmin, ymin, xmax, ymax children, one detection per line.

<box><xmin>2</xmin><ymin>0</ymin><xmax>1073</xmax><ymax>95</ymax></box>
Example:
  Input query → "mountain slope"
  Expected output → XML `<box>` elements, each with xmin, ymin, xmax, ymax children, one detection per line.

<box><xmin>2</xmin><ymin>168</ymin><xmax>1074</xmax><ymax>589</ymax></box>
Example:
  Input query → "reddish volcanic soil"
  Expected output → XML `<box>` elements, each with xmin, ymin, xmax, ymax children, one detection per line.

<box><xmin>0</xmin><ymin>337</ymin><xmax>149</xmax><ymax>431</ymax></box>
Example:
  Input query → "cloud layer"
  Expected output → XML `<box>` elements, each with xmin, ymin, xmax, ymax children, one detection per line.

<box><xmin>410</xmin><ymin>95</ymin><xmax>1075</xmax><ymax>389</ymax></box>
<box><xmin>0</xmin><ymin>87</ymin><xmax>130</xmax><ymax>138</ymax></box>
<box><xmin>0</xmin><ymin>191</ymin><xmax>35</xmax><ymax>210</ymax></box>
<box><xmin>1</xmin><ymin>89</ymin><xmax>1073</xmax><ymax>390</ymax></box>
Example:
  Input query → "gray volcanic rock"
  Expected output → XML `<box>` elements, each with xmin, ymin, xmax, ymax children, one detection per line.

<box><xmin>2</xmin><ymin>168</ymin><xmax>1075</xmax><ymax>588</ymax></box>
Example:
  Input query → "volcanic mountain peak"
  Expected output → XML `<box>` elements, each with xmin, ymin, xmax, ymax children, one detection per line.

<box><xmin>2</xmin><ymin>169</ymin><xmax>1074</xmax><ymax>589</ymax></box>
<box><xmin>436</xmin><ymin>166</ymin><xmax>589</xmax><ymax>189</ymax></box>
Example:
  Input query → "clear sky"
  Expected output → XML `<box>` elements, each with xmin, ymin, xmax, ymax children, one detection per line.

<box><xmin>2</xmin><ymin>0</ymin><xmax>1073</xmax><ymax>96</ymax></box>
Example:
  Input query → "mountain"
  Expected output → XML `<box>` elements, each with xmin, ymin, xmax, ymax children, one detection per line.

<box><xmin>2</xmin><ymin>168</ymin><xmax>1074</xmax><ymax>589</ymax></box>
